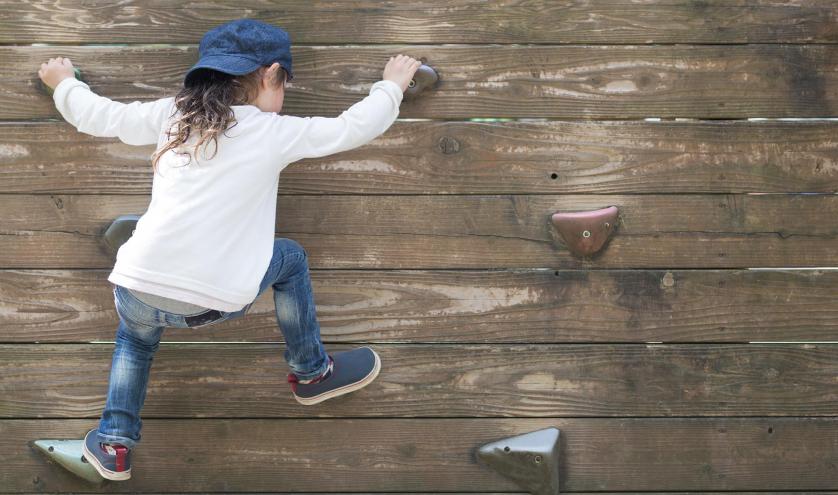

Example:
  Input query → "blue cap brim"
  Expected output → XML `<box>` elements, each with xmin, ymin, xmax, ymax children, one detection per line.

<box><xmin>184</xmin><ymin>54</ymin><xmax>293</xmax><ymax>84</ymax></box>
<box><xmin>184</xmin><ymin>54</ymin><xmax>260</xmax><ymax>83</ymax></box>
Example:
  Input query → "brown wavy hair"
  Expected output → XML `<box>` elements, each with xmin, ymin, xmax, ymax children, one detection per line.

<box><xmin>151</xmin><ymin>65</ymin><xmax>287</xmax><ymax>174</ymax></box>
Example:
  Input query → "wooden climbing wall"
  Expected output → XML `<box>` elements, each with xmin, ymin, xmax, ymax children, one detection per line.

<box><xmin>1</xmin><ymin>1</ymin><xmax>837</xmax><ymax>492</ymax></box>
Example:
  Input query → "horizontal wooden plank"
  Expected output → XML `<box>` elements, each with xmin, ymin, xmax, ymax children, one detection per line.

<box><xmin>1</xmin><ymin>194</ymin><xmax>836</xmax><ymax>269</ymax></box>
<box><xmin>6</xmin><ymin>418</ymin><xmax>837</xmax><ymax>491</ymax></box>
<box><xmin>1</xmin><ymin>343</ymin><xmax>834</xmax><ymax>418</ymax></box>
<box><xmin>3</xmin><ymin>1</ymin><xmax>837</xmax><ymax>44</ymax></box>
<box><xmin>3</xmin><ymin>268</ymin><xmax>837</xmax><ymax>344</ymax></box>
<box><xmin>4</xmin><ymin>120</ymin><xmax>838</xmax><ymax>195</ymax></box>
<box><xmin>7</xmin><ymin>45</ymin><xmax>838</xmax><ymax>119</ymax></box>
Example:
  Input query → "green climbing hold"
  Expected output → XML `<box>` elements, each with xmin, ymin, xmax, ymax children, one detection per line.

<box><xmin>41</xmin><ymin>67</ymin><xmax>84</xmax><ymax>96</ymax></box>
<box><xmin>32</xmin><ymin>439</ymin><xmax>105</xmax><ymax>484</ymax></box>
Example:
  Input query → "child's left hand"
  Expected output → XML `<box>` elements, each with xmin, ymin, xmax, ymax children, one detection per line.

<box><xmin>38</xmin><ymin>57</ymin><xmax>76</xmax><ymax>91</ymax></box>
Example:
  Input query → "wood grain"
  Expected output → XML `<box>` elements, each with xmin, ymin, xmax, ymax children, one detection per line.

<box><xmin>1</xmin><ymin>193</ymin><xmax>836</xmax><ymax>269</ymax></box>
<box><xmin>1</xmin><ymin>343</ymin><xmax>834</xmax><ymax>418</ymax></box>
<box><xmin>3</xmin><ymin>120</ymin><xmax>838</xmax><ymax>195</ymax></box>
<box><xmin>5</xmin><ymin>2</ymin><xmax>838</xmax><ymax>494</ymax></box>
<box><xmin>8</xmin><ymin>45</ymin><xmax>838</xmax><ymax>119</ymax></box>
<box><xmin>2</xmin><ymin>268</ymin><xmax>837</xmax><ymax>344</ymax></box>
<box><xmin>6</xmin><ymin>418</ymin><xmax>836</xmax><ymax>491</ymax></box>
<box><xmin>2</xmin><ymin>1</ymin><xmax>837</xmax><ymax>44</ymax></box>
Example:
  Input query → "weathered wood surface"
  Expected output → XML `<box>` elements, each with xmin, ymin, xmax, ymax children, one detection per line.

<box><xmin>6</xmin><ymin>419</ymin><xmax>837</xmax><ymax>492</ymax></box>
<box><xmin>7</xmin><ymin>45</ymin><xmax>838</xmax><ymax>119</ymax></box>
<box><xmin>4</xmin><ymin>120</ymin><xmax>838</xmax><ymax>195</ymax></box>
<box><xmin>1</xmin><ymin>343</ymin><xmax>834</xmax><ymax>418</ymax></box>
<box><xmin>1</xmin><ymin>193</ymin><xmax>836</xmax><ymax>269</ymax></box>
<box><xmin>5</xmin><ymin>3</ymin><xmax>838</xmax><ymax>493</ymax></box>
<box><xmin>2</xmin><ymin>1</ymin><xmax>837</xmax><ymax>44</ymax></box>
<box><xmin>2</xmin><ymin>268</ymin><xmax>837</xmax><ymax>344</ymax></box>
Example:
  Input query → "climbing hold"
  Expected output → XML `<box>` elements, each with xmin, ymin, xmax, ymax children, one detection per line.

<box><xmin>404</xmin><ymin>64</ymin><xmax>438</xmax><ymax>99</ymax></box>
<box><xmin>40</xmin><ymin>67</ymin><xmax>84</xmax><ymax>96</ymax></box>
<box><xmin>31</xmin><ymin>439</ymin><xmax>105</xmax><ymax>484</ymax></box>
<box><xmin>476</xmin><ymin>427</ymin><xmax>561</xmax><ymax>495</ymax></box>
<box><xmin>102</xmin><ymin>214</ymin><xmax>141</xmax><ymax>256</ymax></box>
<box><xmin>550</xmin><ymin>206</ymin><xmax>620</xmax><ymax>257</ymax></box>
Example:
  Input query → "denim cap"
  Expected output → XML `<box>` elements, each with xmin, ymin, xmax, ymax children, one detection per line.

<box><xmin>184</xmin><ymin>18</ymin><xmax>293</xmax><ymax>85</ymax></box>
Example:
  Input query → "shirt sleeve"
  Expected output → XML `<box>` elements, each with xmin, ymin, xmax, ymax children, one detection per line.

<box><xmin>52</xmin><ymin>77</ymin><xmax>176</xmax><ymax>147</ymax></box>
<box><xmin>270</xmin><ymin>79</ymin><xmax>403</xmax><ymax>165</ymax></box>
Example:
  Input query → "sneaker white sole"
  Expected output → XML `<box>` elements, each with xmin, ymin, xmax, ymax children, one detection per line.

<box><xmin>294</xmin><ymin>348</ymin><xmax>381</xmax><ymax>405</ymax></box>
<box><xmin>82</xmin><ymin>437</ymin><xmax>132</xmax><ymax>481</ymax></box>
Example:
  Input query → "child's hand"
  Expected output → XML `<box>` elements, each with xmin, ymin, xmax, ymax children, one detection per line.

<box><xmin>383</xmin><ymin>54</ymin><xmax>422</xmax><ymax>93</ymax></box>
<box><xmin>38</xmin><ymin>57</ymin><xmax>77</xmax><ymax>92</ymax></box>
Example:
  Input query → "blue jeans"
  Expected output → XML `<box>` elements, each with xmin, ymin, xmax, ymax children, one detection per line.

<box><xmin>97</xmin><ymin>238</ymin><xmax>329</xmax><ymax>449</ymax></box>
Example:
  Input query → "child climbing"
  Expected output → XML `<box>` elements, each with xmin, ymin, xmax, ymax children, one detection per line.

<box><xmin>38</xmin><ymin>18</ymin><xmax>420</xmax><ymax>482</ymax></box>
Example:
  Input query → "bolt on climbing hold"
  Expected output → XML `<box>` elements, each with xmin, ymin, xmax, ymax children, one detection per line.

<box><xmin>31</xmin><ymin>439</ymin><xmax>105</xmax><ymax>484</ymax></box>
<box><xmin>550</xmin><ymin>205</ymin><xmax>620</xmax><ymax>258</ymax></box>
<box><xmin>475</xmin><ymin>427</ymin><xmax>561</xmax><ymax>495</ymax></box>
<box><xmin>404</xmin><ymin>64</ymin><xmax>438</xmax><ymax>99</ymax></box>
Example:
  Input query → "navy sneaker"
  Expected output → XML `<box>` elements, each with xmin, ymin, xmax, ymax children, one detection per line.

<box><xmin>287</xmin><ymin>346</ymin><xmax>381</xmax><ymax>405</ymax></box>
<box><xmin>82</xmin><ymin>428</ymin><xmax>131</xmax><ymax>481</ymax></box>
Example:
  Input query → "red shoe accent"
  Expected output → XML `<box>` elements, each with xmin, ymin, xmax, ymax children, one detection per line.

<box><xmin>101</xmin><ymin>443</ymin><xmax>130</xmax><ymax>472</ymax></box>
<box><xmin>287</xmin><ymin>355</ymin><xmax>334</xmax><ymax>394</ymax></box>
<box><xmin>113</xmin><ymin>445</ymin><xmax>129</xmax><ymax>472</ymax></box>
<box><xmin>287</xmin><ymin>373</ymin><xmax>298</xmax><ymax>393</ymax></box>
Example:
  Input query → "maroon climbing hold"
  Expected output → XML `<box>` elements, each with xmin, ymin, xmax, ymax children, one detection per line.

<box><xmin>550</xmin><ymin>205</ymin><xmax>620</xmax><ymax>257</ymax></box>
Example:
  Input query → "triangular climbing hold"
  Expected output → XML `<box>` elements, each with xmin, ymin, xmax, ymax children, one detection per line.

<box><xmin>102</xmin><ymin>214</ymin><xmax>141</xmax><ymax>256</ymax></box>
<box><xmin>476</xmin><ymin>427</ymin><xmax>560</xmax><ymax>495</ymax></box>
<box><xmin>32</xmin><ymin>439</ymin><xmax>105</xmax><ymax>484</ymax></box>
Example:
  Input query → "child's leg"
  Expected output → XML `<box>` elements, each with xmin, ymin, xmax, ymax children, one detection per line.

<box><xmin>264</xmin><ymin>238</ymin><xmax>330</xmax><ymax>381</ymax></box>
<box><xmin>97</xmin><ymin>317</ymin><xmax>164</xmax><ymax>449</ymax></box>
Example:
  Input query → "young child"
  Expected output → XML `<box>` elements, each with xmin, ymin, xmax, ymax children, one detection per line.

<box><xmin>38</xmin><ymin>18</ymin><xmax>420</xmax><ymax>481</ymax></box>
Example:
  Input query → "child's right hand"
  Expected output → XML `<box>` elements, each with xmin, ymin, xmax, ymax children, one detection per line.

<box><xmin>383</xmin><ymin>54</ymin><xmax>422</xmax><ymax>93</ymax></box>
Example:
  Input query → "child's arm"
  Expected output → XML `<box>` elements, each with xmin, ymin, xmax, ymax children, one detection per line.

<box><xmin>52</xmin><ymin>77</ymin><xmax>176</xmax><ymax>147</ymax></box>
<box><xmin>270</xmin><ymin>78</ymin><xmax>404</xmax><ymax>165</ymax></box>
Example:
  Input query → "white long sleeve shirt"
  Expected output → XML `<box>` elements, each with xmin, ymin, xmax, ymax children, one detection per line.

<box><xmin>52</xmin><ymin>76</ymin><xmax>403</xmax><ymax>311</ymax></box>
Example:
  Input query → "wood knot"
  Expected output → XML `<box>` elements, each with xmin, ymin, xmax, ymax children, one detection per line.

<box><xmin>438</xmin><ymin>136</ymin><xmax>460</xmax><ymax>155</ymax></box>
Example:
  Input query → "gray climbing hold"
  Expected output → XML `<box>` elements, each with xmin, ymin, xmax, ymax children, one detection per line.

<box><xmin>476</xmin><ymin>427</ymin><xmax>560</xmax><ymax>495</ymax></box>
<box><xmin>32</xmin><ymin>439</ymin><xmax>105</xmax><ymax>484</ymax></box>
<box><xmin>102</xmin><ymin>214</ymin><xmax>141</xmax><ymax>256</ymax></box>
<box><xmin>404</xmin><ymin>64</ymin><xmax>439</xmax><ymax>98</ymax></box>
